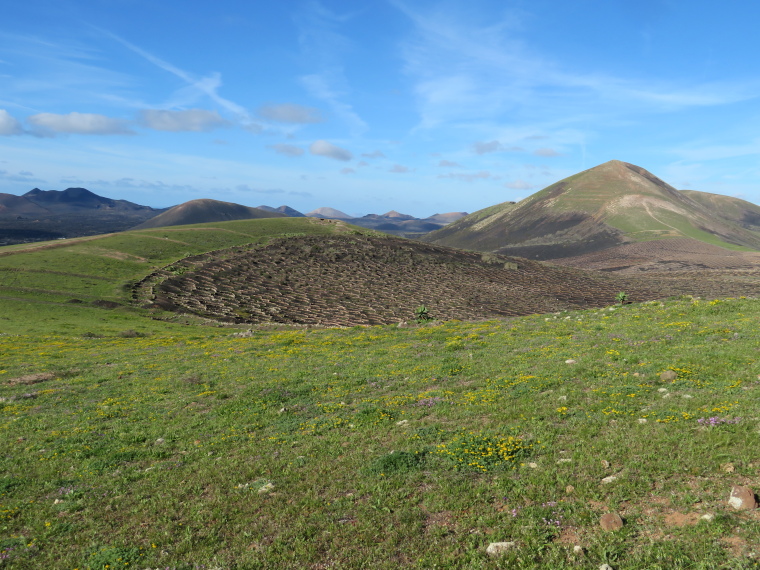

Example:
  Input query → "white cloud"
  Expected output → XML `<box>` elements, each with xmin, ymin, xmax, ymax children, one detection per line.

<box><xmin>139</xmin><ymin>109</ymin><xmax>230</xmax><ymax>132</ymax></box>
<box><xmin>533</xmin><ymin>147</ymin><xmax>560</xmax><ymax>157</ymax></box>
<box><xmin>268</xmin><ymin>143</ymin><xmax>305</xmax><ymax>157</ymax></box>
<box><xmin>472</xmin><ymin>140</ymin><xmax>503</xmax><ymax>154</ymax></box>
<box><xmin>310</xmin><ymin>140</ymin><xmax>353</xmax><ymax>161</ymax></box>
<box><xmin>362</xmin><ymin>150</ymin><xmax>386</xmax><ymax>158</ymax></box>
<box><xmin>0</xmin><ymin>110</ymin><xmax>23</xmax><ymax>135</ymax></box>
<box><xmin>438</xmin><ymin>159</ymin><xmax>461</xmax><ymax>167</ymax></box>
<box><xmin>340</xmin><ymin>167</ymin><xmax>355</xmax><ymax>174</ymax></box>
<box><xmin>439</xmin><ymin>171</ymin><xmax>493</xmax><ymax>182</ymax></box>
<box><xmin>473</xmin><ymin>140</ymin><xmax>524</xmax><ymax>154</ymax></box>
<box><xmin>27</xmin><ymin>112</ymin><xmax>133</xmax><ymax>135</ymax></box>
<box><xmin>258</xmin><ymin>103</ymin><xmax>323</xmax><ymax>124</ymax></box>
<box><xmin>389</xmin><ymin>164</ymin><xmax>411</xmax><ymax>173</ymax></box>
<box><xmin>505</xmin><ymin>179</ymin><xmax>534</xmax><ymax>190</ymax></box>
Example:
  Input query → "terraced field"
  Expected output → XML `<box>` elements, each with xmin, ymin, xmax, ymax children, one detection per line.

<box><xmin>136</xmin><ymin>234</ymin><xmax>760</xmax><ymax>327</ymax></box>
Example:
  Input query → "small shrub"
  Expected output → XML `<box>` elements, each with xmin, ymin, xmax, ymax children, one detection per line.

<box><xmin>414</xmin><ymin>305</ymin><xmax>432</xmax><ymax>323</ymax></box>
<box><xmin>437</xmin><ymin>431</ymin><xmax>531</xmax><ymax>472</ymax></box>
<box><xmin>118</xmin><ymin>329</ymin><xmax>146</xmax><ymax>338</ymax></box>
<box><xmin>615</xmin><ymin>292</ymin><xmax>629</xmax><ymax>304</ymax></box>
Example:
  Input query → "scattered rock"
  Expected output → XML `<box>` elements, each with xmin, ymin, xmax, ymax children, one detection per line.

<box><xmin>154</xmin><ymin>438</ymin><xmax>165</xmax><ymax>445</ymax></box>
<box><xmin>565</xmin><ymin>359</ymin><xmax>577</xmax><ymax>365</ymax></box>
<box><xmin>600</xmin><ymin>512</ymin><xmax>624</xmax><ymax>531</ymax></box>
<box><xmin>565</xmin><ymin>485</ymin><xmax>575</xmax><ymax>494</ymax></box>
<box><xmin>729</xmin><ymin>486</ymin><xmax>758</xmax><ymax>510</ymax></box>
<box><xmin>701</xmin><ymin>513</ymin><xmax>715</xmax><ymax>522</ymax></box>
<box><xmin>257</xmin><ymin>482</ymin><xmax>275</xmax><ymax>494</ymax></box>
<box><xmin>637</xmin><ymin>418</ymin><xmax>648</xmax><ymax>424</ymax></box>
<box><xmin>599</xmin><ymin>565</ymin><xmax>614</xmax><ymax>570</ymax></box>
<box><xmin>486</xmin><ymin>542</ymin><xmax>516</xmax><ymax>556</ymax></box>
<box><xmin>573</xmin><ymin>545</ymin><xmax>584</xmax><ymax>555</ymax></box>
<box><xmin>395</xmin><ymin>420</ymin><xmax>409</xmax><ymax>427</ymax></box>
<box><xmin>528</xmin><ymin>462</ymin><xmax>538</xmax><ymax>469</ymax></box>
<box><xmin>682</xmin><ymin>394</ymin><xmax>693</xmax><ymax>399</ymax></box>
<box><xmin>660</xmin><ymin>370</ymin><xmax>677</xmax><ymax>382</ymax></box>
<box><xmin>601</xmin><ymin>460</ymin><xmax>610</xmax><ymax>469</ymax></box>
<box><xmin>601</xmin><ymin>475</ymin><xmax>618</xmax><ymax>484</ymax></box>
<box><xmin>557</xmin><ymin>458</ymin><xmax>572</xmax><ymax>464</ymax></box>
<box><xmin>558</xmin><ymin>395</ymin><xmax>567</xmax><ymax>401</ymax></box>
<box><xmin>278</xmin><ymin>407</ymin><xmax>287</xmax><ymax>414</ymax></box>
<box><xmin>657</xmin><ymin>388</ymin><xmax>668</xmax><ymax>393</ymax></box>
<box><xmin>721</xmin><ymin>462</ymin><xmax>735</xmax><ymax>473</ymax></box>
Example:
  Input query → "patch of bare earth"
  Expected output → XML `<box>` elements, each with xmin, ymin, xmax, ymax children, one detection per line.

<box><xmin>6</xmin><ymin>372</ymin><xmax>55</xmax><ymax>386</ymax></box>
<box><xmin>549</xmin><ymin>238</ymin><xmax>760</xmax><ymax>273</ymax></box>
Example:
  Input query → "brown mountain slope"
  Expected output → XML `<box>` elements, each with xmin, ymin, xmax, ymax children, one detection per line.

<box><xmin>423</xmin><ymin>160</ymin><xmax>760</xmax><ymax>260</ymax></box>
<box><xmin>680</xmin><ymin>190</ymin><xmax>760</xmax><ymax>233</ymax></box>
<box><xmin>132</xmin><ymin>199</ymin><xmax>285</xmax><ymax>229</ymax></box>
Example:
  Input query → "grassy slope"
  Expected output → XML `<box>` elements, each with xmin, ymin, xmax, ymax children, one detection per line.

<box><xmin>1</xmin><ymin>296</ymin><xmax>759</xmax><ymax>568</ymax></box>
<box><xmin>0</xmin><ymin>217</ymin><xmax>367</xmax><ymax>335</ymax></box>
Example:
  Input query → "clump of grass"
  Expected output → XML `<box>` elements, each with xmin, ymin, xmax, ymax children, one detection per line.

<box><xmin>366</xmin><ymin>450</ymin><xmax>426</xmax><ymax>475</ymax></box>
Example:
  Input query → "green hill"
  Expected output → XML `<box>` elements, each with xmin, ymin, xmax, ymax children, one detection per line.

<box><xmin>424</xmin><ymin>160</ymin><xmax>760</xmax><ymax>259</ymax></box>
<box><xmin>131</xmin><ymin>199</ymin><xmax>285</xmax><ymax>229</ymax></box>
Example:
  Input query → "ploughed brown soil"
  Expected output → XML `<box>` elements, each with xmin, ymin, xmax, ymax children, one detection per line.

<box><xmin>548</xmin><ymin>238</ymin><xmax>760</xmax><ymax>273</ymax></box>
<box><xmin>133</xmin><ymin>235</ymin><xmax>760</xmax><ymax>327</ymax></box>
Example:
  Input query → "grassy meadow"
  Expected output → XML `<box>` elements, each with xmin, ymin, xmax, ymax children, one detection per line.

<box><xmin>1</xmin><ymin>220</ymin><xmax>759</xmax><ymax>568</ymax></box>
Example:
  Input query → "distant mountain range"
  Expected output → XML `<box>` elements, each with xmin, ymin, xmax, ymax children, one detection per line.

<box><xmin>254</xmin><ymin>205</ymin><xmax>468</xmax><ymax>236</ymax></box>
<box><xmin>0</xmin><ymin>187</ymin><xmax>164</xmax><ymax>245</ymax></box>
<box><xmin>423</xmin><ymin>160</ymin><xmax>760</xmax><ymax>272</ymax></box>
<box><xmin>0</xmin><ymin>187</ymin><xmax>467</xmax><ymax>244</ymax></box>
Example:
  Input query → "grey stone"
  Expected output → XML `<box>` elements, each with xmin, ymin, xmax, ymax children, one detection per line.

<box><xmin>486</xmin><ymin>542</ymin><xmax>516</xmax><ymax>556</ymax></box>
<box><xmin>728</xmin><ymin>486</ymin><xmax>758</xmax><ymax>510</ymax></box>
<box><xmin>660</xmin><ymin>370</ymin><xmax>677</xmax><ymax>382</ymax></box>
<box><xmin>600</xmin><ymin>512</ymin><xmax>624</xmax><ymax>531</ymax></box>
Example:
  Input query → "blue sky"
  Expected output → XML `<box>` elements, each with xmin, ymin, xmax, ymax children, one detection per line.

<box><xmin>2</xmin><ymin>0</ymin><xmax>760</xmax><ymax>217</ymax></box>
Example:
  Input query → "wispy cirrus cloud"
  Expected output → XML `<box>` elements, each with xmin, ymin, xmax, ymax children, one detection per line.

<box><xmin>99</xmin><ymin>28</ymin><xmax>258</xmax><ymax>129</ymax></box>
<box><xmin>392</xmin><ymin>1</ymin><xmax>760</xmax><ymax>134</ymax></box>
<box><xmin>295</xmin><ymin>2</ymin><xmax>367</xmax><ymax>135</ymax></box>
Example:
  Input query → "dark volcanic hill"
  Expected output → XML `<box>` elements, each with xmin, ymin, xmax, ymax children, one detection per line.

<box><xmin>0</xmin><ymin>193</ymin><xmax>51</xmax><ymax>217</ymax></box>
<box><xmin>257</xmin><ymin>205</ymin><xmax>306</xmax><ymax>217</ymax></box>
<box><xmin>23</xmin><ymin>187</ymin><xmax>155</xmax><ymax>213</ymax></box>
<box><xmin>132</xmin><ymin>199</ymin><xmax>286</xmax><ymax>229</ymax></box>
<box><xmin>423</xmin><ymin>160</ymin><xmax>760</xmax><ymax>264</ymax></box>
<box><xmin>0</xmin><ymin>187</ymin><xmax>163</xmax><ymax>245</ymax></box>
